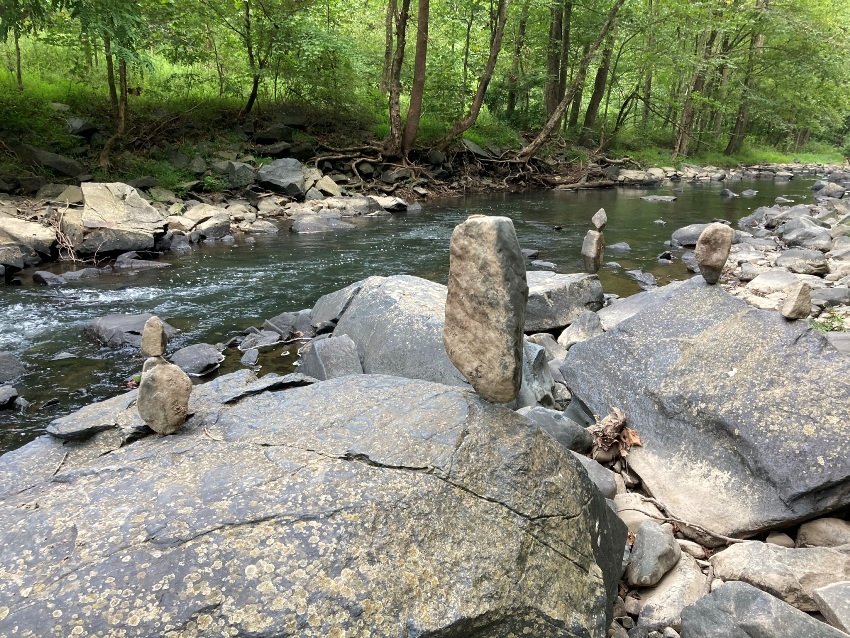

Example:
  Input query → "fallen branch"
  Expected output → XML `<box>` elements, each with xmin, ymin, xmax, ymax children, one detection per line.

<box><xmin>554</xmin><ymin>179</ymin><xmax>617</xmax><ymax>191</ymax></box>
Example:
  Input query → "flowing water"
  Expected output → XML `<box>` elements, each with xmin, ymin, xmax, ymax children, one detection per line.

<box><xmin>0</xmin><ymin>178</ymin><xmax>818</xmax><ymax>453</ymax></box>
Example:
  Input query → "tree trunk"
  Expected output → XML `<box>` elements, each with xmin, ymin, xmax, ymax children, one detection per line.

<box><xmin>100</xmin><ymin>59</ymin><xmax>128</xmax><ymax>170</ymax></box>
<box><xmin>641</xmin><ymin>0</ymin><xmax>654</xmax><ymax>124</ymax></box>
<box><xmin>244</xmin><ymin>74</ymin><xmax>261</xmax><ymax>115</ymax></box>
<box><xmin>506</xmin><ymin>0</ymin><xmax>528</xmax><ymax>119</ymax></box>
<box><xmin>105</xmin><ymin>36</ymin><xmax>118</xmax><ymax>115</ymax></box>
<box><xmin>438</xmin><ymin>0</ymin><xmax>510</xmax><ymax>145</ymax></box>
<box><xmin>567</xmin><ymin>43</ymin><xmax>589</xmax><ymax>127</ymax></box>
<box><xmin>461</xmin><ymin>10</ymin><xmax>474</xmax><ymax>105</ymax></box>
<box><xmin>556</xmin><ymin>2</ymin><xmax>573</xmax><ymax>103</ymax></box>
<box><xmin>724</xmin><ymin>26</ymin><xmax>764</xmax><ymax>155</ymax></box>
<box><xmin>519</xmin><ymin>0</ymin><xmax>625</xmax><ymax>160</ymax></box>
<box><xmin>384</xmin><ymin>0</ymin><xmax>411</xmax><ymax>157</ymax></box>
<box><xmin>580</xmin><ymin>32</ymin><xmax>614</xmax><ymax>145</ymax></box>
<box><xmin>402</xmin><ymin>0</ymin><xmax>430</xmax><ymax>153</ymax></box>
<box><xmin>380</xmin><ymin>0</ymin><xmax>396</xmax><ymax>95</ymax></box>
<box><xmin>544</xmin><ymin>0</ymin><xmax>563</xmax><ymax>118</ymax></box>
<box><xmin>13</xmin><ymin>28</ymin><xmax>23</xmax><ymax>91</ymax></box>
<box><xmin>672</xmin><ymin>29</ymin><xmax>717</xmax><ymax>160</ymax></box>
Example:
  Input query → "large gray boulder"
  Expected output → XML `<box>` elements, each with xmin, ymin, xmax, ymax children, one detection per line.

<box><xmin>680</xmin><ymin>581</ymin><xmax>848</xmax><ymax>638</ymax></box>
<box><xmin>0</xmin><ymin>373</ymin><xmax>626</xmax><ymax>637</ymax></box>
<box><xmin>85</xmin><ymin>313</ymin><xmax>178</xmax><ymax>348</ymax></box>
<box><xmin>525</xmin><ymin>271</ymin><xmax>604</xmax><ymax>332</ymax></box>
<box><xmin>710</xmin><ymin>541</ymin><xmax>850</xmax><ymax>611</ymax></box>
<box><xmin>297</xmin><ymin>334</ymin><xmax>363</xmax><ymax>380</ymax></box>
<box><xmin>60</xmin><ymin>183</ymin><xmax>168</xmax><ymax>253</ymax></box>
<box><xmin>333</xmin><ymin>275</ymin><xmax>469</xmax><ymax>387</ymax></box>
<box><xmin>0</xmin><ymin>217</ymin><xmax>55</xmax><ymax>256</ymax></box>
<box><xmin>0</xmin><ymin>352</ymin><xmax>25</xmax><ymax>383</ymax></box>
<box><xmin>169</xmin><ymin>343</ymin><xmax>225</xmax><ymax>377</ymax></box>
<box><xmin>15</xmin><ymin>143</ymin><xmax>84</xmax><ymax>177</ymax></box>
<box><xmin>443</xmin><ymin>216</ymin><xmax>528</xmax><ymax>403</ymax></box>
<box><xmin>0</xmin><ymin>228</ymin><xmax>40</xmax><ymax>269</ymax></box>
<box><xmin>561</xmin><ymin>279</ymin><xmax>850</xmax><ymax>541</ymax></box>
<box><xmin>257</xmin><ymin>158</ymin><xmax>305</xmax><ymax>197</ymax></box>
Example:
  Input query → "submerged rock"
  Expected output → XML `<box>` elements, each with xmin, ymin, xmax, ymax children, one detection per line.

<box><xmin>85</xmin><ymin>313</ymin><xmax>178</xmax><ymax>349</ymax></box>
<box><xmin>0</xmin><ymin>374</ymin><xmax>627</xmax><ymax>637</ymax></box>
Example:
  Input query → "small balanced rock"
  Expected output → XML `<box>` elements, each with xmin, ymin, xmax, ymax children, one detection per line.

<box><xmin>780</xmin><ymin>281</ymin><xmax>812</xmax><ymax>320</ymax></box>
<box><xmin>582</xmin><ymin>230</ymin><xmax>605</xmax><ymax>274</ymax></box>
<box><xmin>140</xmin><ymin>315</ymin><xmax>168</xmax><ymax>357</ymax></box>
<box><xmin>695</xmin><ymin>222</ymin><xmax>733</xmax><ymax>284</ymax></box>
<box><xmin>443</xmin><ymin>215</ymin><xmax>528</xmax><ymax>404</ymax></box>
<box><xmin>592</xmin><ymin>208</ymin><xmax>608</xmax><ymax>231</ymax></box>
<box><xmin>137</xmin><ymin>315</ymin><xmax>193</xmax><ymax>435</ymax></box>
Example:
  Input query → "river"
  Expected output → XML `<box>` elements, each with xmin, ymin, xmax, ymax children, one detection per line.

<box><xmin>0</xmin><ymin>177</ymin><xmax>817</xmax><ymax>453</ymax></box>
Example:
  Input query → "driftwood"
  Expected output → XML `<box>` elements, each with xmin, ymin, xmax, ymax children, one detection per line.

<box><xmin>554</xmin><ymin>179</ymin><xmax>616</xmax><ymax>191</ymax></box>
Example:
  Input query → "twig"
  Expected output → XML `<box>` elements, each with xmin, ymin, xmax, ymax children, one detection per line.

<box><xmin>626</xmin><ymin>496</ymin><xmax>747</xmax><ymax>545</ymax></box>
<box><xmin>703</xmin><ymin>564</ymin><xmax>715</xmax><ymax>596</ymax></box>
<box><xmin>51</xmin><ymin>451</ymin><xmax>69</xmax><ymax>476</ymax></box>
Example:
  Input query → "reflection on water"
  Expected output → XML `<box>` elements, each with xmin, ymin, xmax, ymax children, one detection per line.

<box><xmin>0</xmin><ymin>178</ymin><xmax>816</xmax><ymax>452</ymax></box>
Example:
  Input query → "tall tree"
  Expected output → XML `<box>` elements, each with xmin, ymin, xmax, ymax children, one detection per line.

<box><xmin>402</xmin><ymin>0</ymin><xmax>430</xmax><ymax>153</ymax></box>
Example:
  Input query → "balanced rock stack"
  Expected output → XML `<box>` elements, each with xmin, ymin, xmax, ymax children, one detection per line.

<box><xmin>581</xmin><ymin>208</ymin><xmax>607</xmax><ymax>274</ymax></box>
<box><xmin>136</xmin><ymin>315</ymin><xmax>193</xmax><ymax>434</ymax></box>
<box><xmin>694</xmin><ymin>222</ymin><xmax>733</xmax><ymax>284</ymax></box>
<box><xmin>443</xmin><ymin>215</ymin><xmax>528</xmax><ymax>404</ymax></box>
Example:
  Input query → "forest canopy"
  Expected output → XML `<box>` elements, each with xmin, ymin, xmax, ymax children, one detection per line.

<box><xmin>2</xmin><ymin>0</ymin><xmax>849</xmax><ymax>163</ymax></box>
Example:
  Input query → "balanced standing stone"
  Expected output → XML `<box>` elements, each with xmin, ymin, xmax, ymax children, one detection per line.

<box><xmin>695</xmin><ymin>222</ymin><xmax>733</xmax><ymax>284</ymax></box>
<box><xmin>582</xmin><ymin>230</ymin><xmax>605</xmax><ymax>274</ymax></box>
<box><xmin>140</xmin><ymin>316</ymin><xmax>167</xmax><ymax>357</ymax></box>
<box><xmin>592</xmin><ymin>208</ymin><xmax>608</xmax><ymax>231</ymax></box>
<box><xmin>780</xmin><ymin>281</ymin><xmax>811</xmax><ymax>319</ymax></box>
<box><xmin>443</xmin><ymin>215</ymin><xmax>528</xmax><ymax>404</ymax></box>
<box><xmin>137</xmin><ymin>357</ymin><xmax>193</xmax><ymax>435</ymax></box>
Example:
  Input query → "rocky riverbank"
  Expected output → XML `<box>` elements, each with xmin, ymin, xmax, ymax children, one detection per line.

<box><xmin>1</xmin><ymin>202</ymin><xmax>849</xmax><ymax>636</ymax></box>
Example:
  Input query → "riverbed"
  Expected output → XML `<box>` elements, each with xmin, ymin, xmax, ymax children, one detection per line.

<box><xmin>0</xmin><ymin>178</ymin><xmax>818</xmax><ymax>452</ymax></box>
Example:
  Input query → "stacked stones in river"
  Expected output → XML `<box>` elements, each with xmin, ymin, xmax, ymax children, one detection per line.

<box><xmin>581</xmin><ymin>208</ymin><xmax>607</xmax><ymax>274</ymax></box>
<box><xmin>443</xmin><ymin>215</ymin><xmax>529</xmax><ymax>404</ymax></box>
<box><xmin>137</xmin><ymin>316</ymin><xmax>193</xmax><ymax>435</ymax></box>
<box><xmin>695</xmin><ymin>222</ymin><xmax>733</xmax><ymax>284</ymax></box>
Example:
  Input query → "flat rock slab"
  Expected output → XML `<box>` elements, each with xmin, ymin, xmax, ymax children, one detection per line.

<box><xmin>0</xmin><ymin>374</ymin><xmax>626</xmax><ymax>638</ymax></box>
<box><xmin>562</xmin><ymin>279</ymin><xmax>850</xmax><ymax>540</ymax></box>
<box><xmin>525</xmin><ymin>271</ymin><xmax>604</xmax><ymax>332</ymax></box>
<box><xmin>681</xmin><ymin>581</ymin><xmax>848</xmax><ymax>638</ymax></box>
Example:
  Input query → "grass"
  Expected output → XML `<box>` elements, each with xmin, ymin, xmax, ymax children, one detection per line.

<box><xmin>811</xmin><ymin>309</ymin><xmax>849</xmax><ymax>333</ymax></box>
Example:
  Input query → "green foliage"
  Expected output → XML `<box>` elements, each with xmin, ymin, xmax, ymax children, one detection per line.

<box><xmin>811</xmin><ymin>309</ymin><xmax>849</xmax><ymax>334</ymax></box>
<box><xmin>114</xmin><ymin>157</ymin><xmax>195</xmax><ymax>191</ymax></box>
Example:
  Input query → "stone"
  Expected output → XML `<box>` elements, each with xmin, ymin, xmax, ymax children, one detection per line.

<box><xmin>614</xmin><ymin>493</ymin><xmax>665</xmax><ymax>534</ymax></box>
<box><xmin>527</xmin><ymin>333</ymin><xmax>568</xmax><ymax>363</ymax></box>
<box><xmin>195</xmin><ymin>214</ymin><xmax>232</xmax><ymax>239</ymax></box>
<box><xmin>557</xmin><ymin>310</ymin><xmax>604</xmax><ymax>349</ymax></box>
<box><xmin>297</xmin><ymin>335</ymin><xmax>363</xmax><ymax>380</ymax></box>
<box><xmin>525</xmin><ymin>271</ymin><xmax>604</xmax><ymax>332</ymax></box>
<box><xmin>226</xmin><ymin>161</ymin><xmax>256</xmax><ymax>187</ymax></box>
<box><xmin>369</xmin><ymin>195</ymin><xmax>408</xmax><ymax>212</ymax></box>
<box><xmin>561</xmin><ymin>279</ymin><xmax>850</xmax><ymax>540</ymax></box>
<box><xmin>32</xmin><ymin>270</ymin><xmax>65</xmax><ymax>285</ymax></box>
<box><xmin>46</xmin><ymin>390</ymin><xmax>144</xmax><ymax>442</ymax></box>
<box><xmin>240</xmin><ymin>348</ymin><xmax>259</xmax><ymax>366</ymax></box>
<box><xmin>780</xmin><ymin>282</ymin><xmax>812</xmax><ymax>319</ymax></box>
<box><xmin>333</xmin><ymin>276</ymin><xmax>469</xmax><ymax>387</ymax></box>
<box><xmin>796</xmin><ymin>518</ymin><xmax>850</xmax><ymax>548</ymax></box>
<box><xmin>582</xmin><ymin>229</ymin><xmax>605</xmax><ymax>274</ymax></box>
<box><xmin>516</xmin><ymin>340</ymin><xmax>556</xmax><ymax>408</ymax></box>
<box><xmin>634</xmin><ymin>554</ymin><xmax>705</xmax><ymax>634</ymax></box>
<box><xmin>256</xmin><ymin>158</ymin><xmax>305</xmax><ymax>197</ymax></box>
<box><xmin>747</xmin><ymin>270</ymin><xmax>801</xmax><ymax>295</ymax></box>
<box><xmin>672</xmin><ymin>223</ymin><xmax>746</xmax><ymax>248</ymax></box>
<box><xmin>140</xmin><ymin>315</ymin><xmax>168</xmax><ymax>357</ymax></box>
<box><xmin>517</xmin><ymin>406</ymin><xmax>593</xmax><ymax>453</ymax></box>
<box><xmin>315</xmin><ymin>175</ymin><xmax>342</xmax><ymax>197</ymax></box>
<box><xmin>641</xmin><ymin>196</ymin><xmax>677</xmax><ymax>202</ymax></box>
<box><xmin>0</xmin><ymin>217</ymin><xmax>56</xmax><ymax>255</ymax></box>
<box><xmin>290</xmin><ymin>215</ymin><xmax>356</xmax><ymax>233</ymax></box>
<box><xmin>169</xmin><ymin>343</ymin><xmax>225</xmax><ymax>376</ymax></box>
<box><xmin>811</xmin><ymin>286</ymin><xmax>850</xmax><ymax>309</ymax></box>
<box><xmin>592</xmin><ymin>208</ymin><xmax>608</xmax><ymax>231</ymax></box>
<box><xmin>676</xmin><ymin>539</ymin><xmax>707</xmax><ymax>560</ymax></box>
<box><xmin>238</xmin><ymin>330</ymin><xmax>280</xmax><ymax>351</ymax></box>
<box><xmin>813</xmin><ymin>582</ymin><xmax>850</xmax><ymax>633</ymax></box>
<box><xmin>818</xmin><ymin>182</ymin><xmax>846</xmax><ymax>199</ymax></box>
<box><xmin>694</xmin><ymin>222</ymin><xmax>733</xmax><ymax>284</ymax></box>
<box><xmin>86</xmin><ymin>313</ymin><xmax>178</xmax><ymax>349</ymax></box>
<box><xmin>15</xmin><ymin>143</ymin><xmax>84</xmax><ymax>177</ymax></box>
<box><xmin>627</xmin><ymin>520</ymin><xmax>683</xmax><ymax>588</ymax></box>
<box><xmin>60</xmin><ymin>183</ymin><xmax>168</xmax><ymax>254</ymax></box>
<box><xmin>680</xmin><ymin>581</ymin><xmax>847</xmax><ymax>638</ymax></box>
<box><xmin>0</xmin><ymin>385</ymin><xmax>18</xmax><ymax>408</ymax></box>
<box><xmin>0</xmin><ymin>373</ymin><xmax>627</xmax><ymax>637</ymax></box>
<box><xmin>188</xmin><ymin>155</ymin><xmax>207</xmax><ymax>175</ymax></box>
<box><xmin>627</xmin><ymin>269</ymin><xmax>658</xmax><ymax>290</ymax></box>
<box><xmin>776</xmin><ymin>249</ymin><xmax>829</xmax><ymax>275</ymax></box>
<box><xmin>264</xmin><ymin>308</ymin><xmax>314</xmax><ymax>339</ymax></box>
<box><xmin>569</xmin><ymin>452</ymin><xmax>617</xmax><ymax>499</ymax></box>
<box><xmin>443</xmin><ymin>216</ymin><xmax>528</xmax><ymax>404</ymax></box>
<box><xmin>136</xmin><ymin>357</ymin><xmax>193</xmax><ymax>435</ymax></box>
<box><xmin>710</xmin><ymin>541</ymin><xmax>850</xmax><ymax>611</ymax></box>
<box><xmin>766</xmin><ymin>532</ymin><xmax>796</xmax><ymax>548</ymax></box>
<box><xmin>254</xmin><ymin>123</ymin><xmax>294</xmax><ymax>143</ymax></box>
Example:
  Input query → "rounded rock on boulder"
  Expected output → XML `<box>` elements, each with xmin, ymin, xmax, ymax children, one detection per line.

<box><xmin>695</xmin><ymin>222</ymin><xmax>733</xmax><ymax>284</ymax></box>
<box><xmin>140</xmin><ymin>315</ymin><xmax>168</xmax><ymax>358</ymax></box>
<box><xmin>137</xmin><ymin>357</ymin><xmax>193</xmax><ymax>435</ymax></box>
